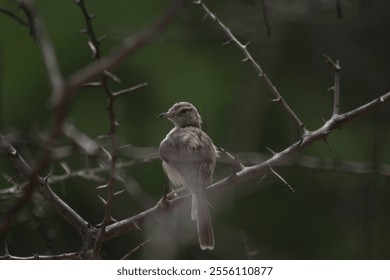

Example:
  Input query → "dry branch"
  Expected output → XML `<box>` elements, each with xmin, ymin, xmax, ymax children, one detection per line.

<box><xmin>1</xmin><ymin>0</ymin><xmax>390</xmax><ymax>259</ymax></box>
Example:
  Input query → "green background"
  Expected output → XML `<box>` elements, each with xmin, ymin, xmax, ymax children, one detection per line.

<box><xmin>1</xmin><ymin>0</ymin><xmax>390</xmax><ymax>259</ymax></box>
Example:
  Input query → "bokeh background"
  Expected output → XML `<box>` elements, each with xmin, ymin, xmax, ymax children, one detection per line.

<box><xmin>1</xmin><ymin>0</ymin><xmax>390</xmax><ymax>259</ymax></box>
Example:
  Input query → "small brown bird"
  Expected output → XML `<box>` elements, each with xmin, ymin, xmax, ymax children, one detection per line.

<box><xmin>159</xmin><ymin>102</ymin><xmax>217</xmax><ymax>250</ymax></box>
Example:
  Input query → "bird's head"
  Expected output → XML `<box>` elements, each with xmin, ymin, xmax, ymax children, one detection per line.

<box><xmin>158</xmin><ymin>102</ymin><xmax>202</xmax><ymax>128</ymax></box>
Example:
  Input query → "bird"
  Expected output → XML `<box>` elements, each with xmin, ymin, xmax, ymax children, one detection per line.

<box><xmin>158</xmin><ymin>102</ymin><xmax>217</xmax><ymax>250</ymax></box>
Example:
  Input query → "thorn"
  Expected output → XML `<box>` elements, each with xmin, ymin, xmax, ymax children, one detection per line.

<box><xmin>104</xmin><ymin>70</ymin><xmax>121</xmax><ymax>83</ymax></box>
<box><xmin>222</xmin><ymin>148</ymin><xmax>244</xmax><ymax>170</ymax></box>
<box><xmin>222</xmin><ymin>40</ymin><xmax>231</xmax><ymax>45</ymax></box>
<box><xmin>6</xmin><ymin>174</ymin><xmax>18</xmax><ymax>184</ymax></box>
<box><xmin>241</xmin><ymin>57</ymin><xmax>249</xmax><ymax>62</ymax></box>
<box><xmin>322</xmin><ymin>54</ymin><xmax>341</xmax><ymax>71</ymax></box>
<box><xmin>335</xmin><ymin>60</ymin><xmax>341</xmax><ymax>71</ymax></box>
<box><xmin>96</xmin><ymin>184</ymin><xmax>108</xmax><ymax>190</ymax></box>
<box><xmin>44</xmin><ymin>170</ymin><xmax>53</xmax><ymax>183</ymax></box>
<box><xmin>110</xmin><ymin>215</ymin><xmax>118</xmax><ymax>223</ymax></box>
<box><xmin>202</xmin><ymin>14</ymin><xmax>209</xmax><ymax>20</ymax></box>
<box><xmin>232</xmin><ymin>157</ymin><xmax>243</xmax><ymax>174</ymax></box>
<box><xmin>270</xmin><ymin>97</ymin><xmax>281</xmax><ymax>102</ymax></box>
<box><xmin>82</xmin><ymin>81</ymin><xmax>103</xmax><ymax>87</ymax></box>
<box><xmin>134</xmin><ymin>221</ymin><xmax>142</xmax><ymax>231</ymax></box>
<box><xmin>4</xmin><ymin>242</ymin><xmax>9</xmax><ymax>256</ymax></box>
<box><xmin>60</xmin><ymin>161</ymin><xmax>71</xmax><ymax>174</ymax></box>
<box><xmin>257</xmin><ymin>174</ymin><xmax>267</xmax><ymax>184</ymax></box>
<box><xmin>87</xmin><ymin>40</ymin><xmax>97</xmax><ymax>58</ymax></box>
<box><xmin>322</xmin><ymin>53</ymin><xmax>331</xmax><ymax>63</ymax></box>
<box><xmin>119</xmin><ymin>144</ymin><xmax>133</xmax><ymax>150</ymax></box>
<box><xmin>88</xmin><ymin>13</ymin><xmax>95</xmax><ymax>19</ymax></box>
<box><xmin>323</xmin><ymin>136</ymin><xmax>332</xmax><ymax>151</ymax></box>
<box><xmin>101</xmin><ymin>147</ymin><xmax>112</xmax><ymax>161</ymax></box>
<box><xmin>112</xmin><ymin>82</ymin><xmax>149</xmax><ymax>98</ymax></box>
<box><xmin>243</xmin><ymin>41</ymin><xmax>251</xmax><ymax>48</ymax></box>
<box><xmin>78</xmin><ymin>28</ymin><xmax>87</xmax><ymax>34</ymax></box>
<box><xmin>268</xmin><ymin>166</ymin><xmax>295</xmax><ymax>192</ymax></box>
<box><xmin>115</xmin><ymin>175</ymin><xmax>126</xmax><ymax>184</ymax></box>
<box><xmin>120</xmin><ymin>239</ymin><xmax>150</xmax><ymax>260</ymax></box>
<box><xmin>97</xmin><ymin>35</ymin><xmax>106</xmax><ymax>43</ymax></box>
<box><xmin>327</xmin><ymin>86</ymin><xmax>334</xmax><ymax>92</ymax></box>
<box><xmin>266</xmin><ymin>147</ymin><xmax>276</xmax><ymax>155</ymax></box>
<box><xmin>98</xmin><ymin>195</ymin><xmax>107</xmax><ymax>206</ymax></box>
<box><xmin>113</xmin><ymin>189</ymin><xmax>125</xmax><ymax>198</ymax></box>
<box><xmin>192</xmin><ymin>0</ymin><xmax>201</xmax><ymax>4</ymax></box>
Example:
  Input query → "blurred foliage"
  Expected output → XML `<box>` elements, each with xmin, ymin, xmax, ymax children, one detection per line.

<box><xmin>0</xmin><ymin>0</ymin><xmax>390</xmax><ymax>259</ymax></box>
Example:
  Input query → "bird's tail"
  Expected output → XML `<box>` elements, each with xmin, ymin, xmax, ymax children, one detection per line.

<box><xmin>192</xmin><ymin>190</ymin><xmax>214</xmax><ymax>250</ymax></box>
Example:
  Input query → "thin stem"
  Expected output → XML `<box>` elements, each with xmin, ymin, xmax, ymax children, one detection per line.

<box><xmin>194</xmin><ymin>0</ymin><xmax>308</xmax><ymax>137</ymax></box>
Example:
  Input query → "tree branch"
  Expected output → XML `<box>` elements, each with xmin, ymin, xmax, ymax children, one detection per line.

<box><xmin>0</xmin><ymin>133</ymin><xmax>89</xmax><ymax>238</ymax></box>
<box><xmin>67</xmin><ymin>0</ymin><xmax>189</xmax><ymax>90</ymax></box>
<box><xmin>323</xmin><ymin>54</ymin><xmax>341</xmax><ymax>117</ymax></box>
<box><xmin>194</xmin><ymin>0</ymin><xmax>308</xmax><ymax>137</ymax></box>
<box><xmin>19</xmin><ymin>0</ymin><xmax>64</xmax><ymax>100</ymax></box>
<box><xmin>0</xmin><ymin>6</ymin><xmax>28</xmax><ymax>28</ymax></box>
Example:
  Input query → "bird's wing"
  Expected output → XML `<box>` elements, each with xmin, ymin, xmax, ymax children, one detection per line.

<box><xmin>160</xmin><ymin>127</ymin><xmax>216</xmax><ymax>188</ymax></box>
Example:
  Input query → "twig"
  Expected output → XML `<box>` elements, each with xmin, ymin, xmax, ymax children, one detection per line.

<box><xmin>74</xmin><ymin>0</ymin><xmax>118</xmax><ymax>258</ymax></box>
<box><xmin>0</xmin><ymin>133</ymin><xmax>89</xmax><ymax>237</ymax></box>
<box><xmin>105</xmin><ymin>195</ymin><xmax>171</xmax><ymax>240</ymax></box>
<box><xmin>103</xmin><ymin>89</ymin><xmax>390</xmax><ymax>240</ymax></box>
<box><xmin>19</xmin><ymin>0</ymin><xmax>64</xmax><ymax>101</ymax></box>
<box><xmin>259</xmin><ymin>0</ymin><xmax>271</xmax><ymax>37</ymax></box>
<box><xmin>1</xmin><ymin>241</ymin><xmax>79</xmax><ymax>259</ymax></box>
<box><xmin>219</xmin><ymin>147</ymin><xmax>245</xmax><ymax>170</ymax></box>
<box><xmin>0</xmin><ymin>6</ymin><xmax>28</xmax><ymax>27</ymax></box>
<box><xmin>268</xmin><ymin>166</ymin><xmax>295</xmax><ymax>192</ymax></box>
<box><xmin>194</xmin><ymin>0</ymin><xmax>308</xmax><ymax>137</ymax></box>
<box><xmin>120</xmin><ymin>239</ymin><xmax>150</xmax><ymax>260</ymax></box>
<box><xmin>0</xmin><ymin>250</ymin><xmax>80</xmax><ymax>260</ymax></box>
<box><xmin>323</xmin><ymin>54</ymin><xmax>341</xmax><ymax>117</ymax></box>
<box><xmin>0</xmin><ymin>0</ymin><xmax>70</xmax><ymax>238</ymax></box>
<box><xmin>112</xmin><ymin>82</ymin><xmax>149</xmax><ymax>98</ymax></box>
<box><xmin>63</xmin><ymin>122</ymin><xmax>100</xmax><ymax>156</ymax></box>
<box><xmin>75</xmin><ymin>0</ymin><xmax>102</xmax><ymax>59</ymax></box>
<box><xmin>67</xmin><ymin>0</ymin><xmax>190</xmax><ymax>89</ymax></box>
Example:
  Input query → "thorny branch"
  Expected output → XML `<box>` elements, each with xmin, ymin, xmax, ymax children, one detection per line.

<box><xmin>323</xmin><ymin>54</ymin><xmax>341</xmax><ymax>117</ymax></box>
<box><xmin>75</xmin><ymin>0</ymin><xmax>118</xmax><ymax>258</ymax></box>
<box><xmin>67</xmin><ymin>0</ymin><xmax>190</xmax><ymax>89</ymax></box>
<box><xmin>0</xmin><ymin>0</ymin><xmax>67</xmax><ymax>234</ymax></box>
<box><xmin>74</xmin><ymin>0</ymin><xmax>152</xmax><ymax>258</ymax></box>
<box><xmin>0</xmin><ymin>0</ymin><xmax>190</xmax><ymax>258</ymax></box>
<box><xmin>0</xmin><ymin>133</ymin><xmax>89</xmax><ymax>238</ymax></box>
<box><xmin>1</xmin><ymin>0</ymin><xmax>390</xmax><ymax>259</ymax></box>
<box><xmin>19</xmin><ymin>0</ymin><xmax>64</xmax><ymax>98</ymax></box>
<box><xmin>100</xmin><ymin>1</ymin><xmax>390</xmax><ymax>243</ymax></box>
<box><xmin>194</xmin><ymin>0</ymin><xmax>308</xmax><ymax>138</ymax></box>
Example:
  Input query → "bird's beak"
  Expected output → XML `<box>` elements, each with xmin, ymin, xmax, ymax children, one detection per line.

<box><xmin>158</xmin><ymin>112</ymin><xmax>171</xmax><ymax>119</ymax></box>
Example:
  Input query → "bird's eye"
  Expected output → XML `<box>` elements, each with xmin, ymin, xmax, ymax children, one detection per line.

<box><xmin>179</xmin><ymin>108</ymin><xmax>192</xmax><ymax>114</ymax></box>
